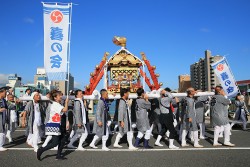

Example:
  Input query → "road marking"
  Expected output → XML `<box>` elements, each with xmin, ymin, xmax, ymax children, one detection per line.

<box><xmin>15</xmin><ymin>130</ymin><xmax>26</xmax><ymax>132</ymax></box>
<box><xmin>6</xmin><ymin>147</ymin><xmax>250</xmax><ymax>151</ymax></box>
<box><xmin>15</xmin><ymin>129</ymin><xmax>248</xmax><ymax>132</ymax></box>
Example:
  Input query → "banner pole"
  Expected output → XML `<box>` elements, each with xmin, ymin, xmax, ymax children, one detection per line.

<box><xmin>66</xmin><ymin>3</ymin><xmax>73</xmax><ymax>98</ymax></box>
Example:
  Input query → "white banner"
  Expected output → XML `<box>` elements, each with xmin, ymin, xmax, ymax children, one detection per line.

<box><xmin>211</xmin><ymin>57</ymin><xmax>239</xmax><ymax>98</ymax></box>
<box><xmin>43</xmin><ymin>3</ymin><xmax>71</xmax><ymax>81</ymax></box>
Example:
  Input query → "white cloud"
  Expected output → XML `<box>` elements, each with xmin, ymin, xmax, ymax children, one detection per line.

<box><xmin>0</xmin><ymin>74</ymin><xmax>9</xmax><ymax>85</ymax></box>
<box><xmin>23</xmin><ymin>17</ymin><xmax>34</xmax><ymax>24</ymax></box>
<box><xmin>200</xmin><ymin>28</ymin><xmax>211</xmax><ymax>33</ymax></box>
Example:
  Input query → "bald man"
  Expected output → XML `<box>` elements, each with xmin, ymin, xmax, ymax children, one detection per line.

<box><xmin>180</xmin><ymin>88</ymin><xmax>203</xmax><ymax>148</ymax></box>
<box><xmin>211</xmin><ymin>86</ymin><xmax>235</xmax><ymax>147</ymax></box>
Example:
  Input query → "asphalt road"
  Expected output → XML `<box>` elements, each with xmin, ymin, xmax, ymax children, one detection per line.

<box><xmin>0</xmin><ymin>128</ymin><xmax>250</xmax><ymax>167</ymax></box>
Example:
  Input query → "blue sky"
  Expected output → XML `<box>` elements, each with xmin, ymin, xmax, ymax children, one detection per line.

<box><xmin>0</xmin><ymin>0</ymin><xmax>249</xmax><ymax>90</ymax></box>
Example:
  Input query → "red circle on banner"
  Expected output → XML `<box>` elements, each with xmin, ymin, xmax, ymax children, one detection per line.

<box><xmin>217</xmin><ymin>64</ymin><xmax>224</xmax><ymax>71</ymax></box>
<box><xmin>50</xmin><ymin>10</ymin><xmax>63</xmax><ymax>23</ymax></box>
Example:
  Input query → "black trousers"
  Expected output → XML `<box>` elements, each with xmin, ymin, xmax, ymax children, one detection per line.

<box><xmin>40</xmin><ymin>133</ymin><xmax>68</xmax><ymax>157</ymax></box>
<box><xmin>159</xmin><ymin>113</ymin><xmax>177</xmax><ymax>139</ymax></box>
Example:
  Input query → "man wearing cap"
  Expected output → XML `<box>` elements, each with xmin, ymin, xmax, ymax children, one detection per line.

<box><xmin>0</xmin><ymin>86</ymin><xmax>10</xmax><ymax>151</ymax></box>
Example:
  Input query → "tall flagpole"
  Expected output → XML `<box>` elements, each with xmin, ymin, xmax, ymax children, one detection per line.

<box><xmin>66</xmin><ymin>3</ymin><xmax>73</xmax><ymax>98</ymax></box>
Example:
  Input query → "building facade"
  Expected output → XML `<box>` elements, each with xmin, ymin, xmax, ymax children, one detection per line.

<box><xmin>51</xmin><ymin>74</ymin><xmax>74</xmax><ymax>95</ymax></box>
<box><xmin>237</xmin><ymin>80</ymin><xmax>250</xmax><ymax>94</ymax></box>
<box><xmin>178</xmin><ymin>74</ymin><xmax>191</xmax><ymax>92</ymax></box>
<box><xmin>190</xmin><ymin>50</ymin><xmax>223</xmax><ymax>91</ymax></box>
<box><xmin>34</xmin><ymin>68</ymin><xmax>49</xmax><ymax>89</ymax></box>
<box><xmin>6</xmin><ymin>74</ymin><xmax>22</xmax><ymax>88</ymax></box>
<box><xmin>34</xmin><ymin>67</ymin><xmax>74</xmax><ymax>95</ymax></box>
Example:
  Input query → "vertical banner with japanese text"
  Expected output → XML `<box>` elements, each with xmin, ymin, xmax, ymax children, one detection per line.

<box><xmin>43</xmin><ymin>3</ymin><xmax>71</xmax><ymax>81</ymax></box>
<box><xmin>211</xmin><ymin>57</ymin><xmax>239</xmax><ymax>98</ymax></box>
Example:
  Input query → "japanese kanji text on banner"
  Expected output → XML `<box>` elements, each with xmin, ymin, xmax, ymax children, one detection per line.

<box><xmin>211</xmin><ymin>57</ymin><xmax>239</xmax><ymax>98</ymax></box>
<box><xmin>43</xmin><ymin>3</ymin><xmax>71</xmax><ymax>81</ymax></box>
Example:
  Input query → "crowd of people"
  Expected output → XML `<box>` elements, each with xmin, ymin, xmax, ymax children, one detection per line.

<box><xmin>0</xmin><ymin>85</ymin><xmax>249</xmax><ymax>161</ymax></box>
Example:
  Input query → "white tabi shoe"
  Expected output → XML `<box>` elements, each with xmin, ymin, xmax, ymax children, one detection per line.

<box><xmin>194</xmin><ymin>144</ymin><xmax>204</xmax><ymax>148</ymax></box>
<box><xmin>102</xmin><ymin>146</ymin><xmax>110</xmax><ymax>151</ymax></box>
<box><xmin>181</xmin><ymin>142</ymin><xmax>189</xmax><ymax>147</ymax></box>
<box><xmin>0</xmin><ymin>147</ymin><xmax>8</xmax><ymax>151</ymax></box>
<box><xmin>34</xmin><ymin>147</ymin><xmax>38</xmax><ymax>152</ymax></box>
<box><xmin>181</xmin><ymin>144</ymin><xmax>190</xmax><ymax>147</ymax></box>
<box><xmin>113</xmin><ymin>144</ymin><xmax>123</xmax><ymax>148</ymax></box>
<box><xmin>8</xmin><ymin>139</ymin><xmax>13</xmax><ymax>143</ymax></box>
<box><xmin>89</xmin><ymin>143</ymin><xmax>98</xmax><ymax>149</ymax></box>
<box><xmin>26</xmin><ymin>141</ymin><xmax>33</xmax><ymax>147</ymax></box>
<box><xmin>50</xmin><ymin>146</ymin><xmax>58</xmax><ymax>150</ymax></box>
<box><xmin>6</xmin><ymin>135</ymin><xmax>13</xmax><ymax>143</ymax></box>
<box><xmin>128</xmin><ymin>146</ymin><xmax>138</xmax><ymax>150</ymax></box>
<box><xmin>224</xmin><ymin>142</ymin><xmax>235</xmax><ymax>147</ymax></box>
<box><xmin>169</xmin><ymin>145</ymin><xmax>179</xmax><ymax>149</ymax></box>
<box><xmin>154</xmin><ymin>142</ymin><xmax>164</xmax><ymax>147</ymax></box>
<box><xmin>199</xmin><ymin>136</ymin><xmax>207</xmax><ymax>140</ymax></box>
<box><xmin>77</xmin><ymin>146</ymin><xmax>86</xmax><ymax>151</ymax></box>
<box><xmin>213</xmin><ymin>143</ymin><xmax>222</xmax><ymax>147</ymax></box>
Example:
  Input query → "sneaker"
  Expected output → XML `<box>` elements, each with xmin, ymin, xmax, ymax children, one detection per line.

<box><xmin>224</xmin><ymin>142</ymin><xmax>235</xmax><ymax>147</ymax></box>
